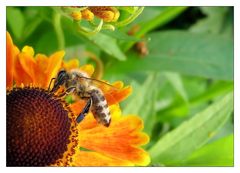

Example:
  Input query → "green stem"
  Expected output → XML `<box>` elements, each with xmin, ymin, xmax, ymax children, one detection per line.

<box><xmin>53</xmin><ymin>12</ymin><xmax>65</xmax><ymax>50</ymax></box>
<box><xmin>123</xmin><ymin>7</ymin><xmax>188</xmax><ymax>52</ymax></box>
<box><xmin>74</xmin><ymin>19</ymin><xmax>103</xmax><ymax>36</ymax></box>
<box><xmin>84</xmin><ymin>51</ymin><xmax>104</xmax><ymax>79</ymax></box>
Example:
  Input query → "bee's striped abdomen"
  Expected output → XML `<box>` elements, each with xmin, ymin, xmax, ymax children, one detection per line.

<box><xmin>90</xmin><ymin>88</ymin><xmax>111</xmax><ymax>127</ymax></box>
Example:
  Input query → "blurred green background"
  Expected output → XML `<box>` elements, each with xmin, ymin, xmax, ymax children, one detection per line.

<box><xmin>7</xmin><ymin>6</ymin><xmax>234</xmax><ymax>166</ymax></box>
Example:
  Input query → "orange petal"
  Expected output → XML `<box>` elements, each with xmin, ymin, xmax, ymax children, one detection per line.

<box><xmin>45</xmin><ymin>51</ymin><xmax>65</xmax><ymax>88</ymax></box>
<box><xmin>79</xmin><ymin>64</ymin><xmax>94</xmax><ymax>77</ymax></box>
<box><xmin>78</xmin><ymin>114</ymin><xmax>150</xmax><ymax>166</ymax></box>
<box><xmin>112</xmin><ymin>81</ymin><xmax>124</xmax><ymax>89</ymax></box>
<box><xmin>63</xmin><ymin>59</ymin><xmax>79</xmax><ymax>71</ymax></box>
<box><xmin>73</xmin><ymin>151</ymin><xmax>133</xmax><ymax>166</ymax></box>
<box><xmin>69</xmin><ymin>100</ymin><xmax>86</xmax><ymax>116</ymax></box>
<box><xmin>34</xmin><ymin>54</ymin><xmax>51</xmax><ymax>87</ymax></box>
<box><xmin>13</xmin><ymin>54</ymin><xmax>33</xmax><ymax>86</ymax></box>
<box><xmin>18</xmin><ymin>48</ymin><xmax>37</xmax><ymax>83</ymax></box>
<box><xmin>6</xmin><ymin>32</ymin><xmax>19</xmax><ymax>88</ymax></box>
<box><xmin>96</xmin><ymin>80</ymin><xmax>132</xmax><ymax>105</ymax></box>
<box><xmin>105</xmin><ymin>86</ymin><xmax>132</xmax><ymax>105</ymax></box>
<box><xmin>35</xmin><ymin>54</ymin><xmax>49</xmax><ymax>73</ymax></box>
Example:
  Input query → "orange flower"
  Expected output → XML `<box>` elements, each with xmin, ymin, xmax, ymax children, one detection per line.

<box><xmin>6</xmin><ymin>32</ymin><xmax>150</xmax><ymax>166</ymax></box>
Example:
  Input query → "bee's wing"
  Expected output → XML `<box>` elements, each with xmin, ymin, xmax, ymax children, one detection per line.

<box><xmin>79</xmin><ymin>76</ymin><xmax>119</xmax><ymax>92</ymax></box>
<box><xmin>79</xmin><ymin>76</ymin><xmax>121</xmax><ymax>104</ymax></box>
<box><xmin>91</xmin><ymin>79</ymin><xmax>126</xmax><ymax>105</ymax></box>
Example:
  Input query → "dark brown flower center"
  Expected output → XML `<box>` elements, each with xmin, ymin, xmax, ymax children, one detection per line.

<box><xmin>7</xmin><ymin>87</ymin><xmax>77</xmax><ymax>166</ymax></box>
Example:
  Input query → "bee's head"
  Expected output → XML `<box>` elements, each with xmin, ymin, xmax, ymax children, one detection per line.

<box><xmin>57</xmin><ymin>69</ymin><xmax>68</xmax><ymax>80</ymax></box>
<box><xmin>51</xmin><ymin>69</ymin><xmax>69</xmax><ymax>92</ymax></box>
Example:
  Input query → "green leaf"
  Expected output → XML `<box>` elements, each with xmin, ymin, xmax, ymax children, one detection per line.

<box><xmin>122</xmin><ymin>7</ymin><xmax>188</xmax><ymax>51</ymax></box>
<box><xmin>148</xmin><ymin>92</ymin><xmax>233</xmax><ymax>165</ymax></box>
<box><xmin>181</xmin><ymin>134</ymin><xmax>233</xmax><ymax>166</ymax></box>
<box><xmin>7</xmin><ymin>7</ymin><xmax>25</xmax><ymax>41</ymax></box>
<box><xmin>157</xmin><ymin>81</ymin><xmax>233</xmax><ymax>120</ymax></box>
<box><xmin>23</xmin><ymin>17</ymin><xmax>43</xmax><ymax>40</ymax></box>
<box><xmin>163</xmin><ymin>72</ymin><xmax>188</xmax><ymax>102</ymax></box>
<box><xmin>107</xmin><ymin>30</ymin><xmax>233</xmax><ymax>81</ymax></box>
<box><xmin>22</xmin><ymin>7</ymin><xmax>45</xmax><ymax>40</ymax></box>
<box><xmin>122</xmin><ymin>74</ymin><xmax>159</xmax><ymax>136</ymax></box>
<box><xmin>190</xmin><ymin>7</ymin><xmax>229</xmax><ymax>35</ymax></box>
<box><xmin>35</xmin><ymin>30</ymin><xmax>58</xmax><ymax>54</ymax></box>
<box><xmin>102</xmin><ymin>29</ymin><xmax>140</xmax><ymax>42</ymax></box>
<box><xmin>87</xmin><ymin>32</ymin><xmax>127</xmax><ymax>61</ymax></box>
<box><xmin>154</xmin><ymin>73</ymin><xmax>190</xmax><ymax>119</ymax></box>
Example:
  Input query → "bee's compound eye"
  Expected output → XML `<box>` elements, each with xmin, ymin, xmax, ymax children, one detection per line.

<box><xmin>57</xmin><ymin>70</ymin><xmax>68</xmax><ymax>82</ymax></box>
<box><xmin>58</xmin><ymin>70</ymin><xmax>67</xmax><ymax>77</ymax></box>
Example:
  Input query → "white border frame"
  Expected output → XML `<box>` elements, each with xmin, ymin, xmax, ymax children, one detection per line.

<box><xmin>0</xmin><ymin>1</ymin><xmax>238</xmax><ymax>173</ymax></box>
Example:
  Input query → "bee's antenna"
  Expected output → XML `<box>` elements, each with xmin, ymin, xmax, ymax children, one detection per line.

<box><xmin>48</xmin><ymin>78</ymin><xmax>56</xmax><ymax>92</ymax></box>
<box><xmin>79</xmin><ymin>76</ymin><xmax>119</xmax><ymax>89</ymax></box>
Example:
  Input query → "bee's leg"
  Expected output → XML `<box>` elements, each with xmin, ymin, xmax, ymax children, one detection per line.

<box><xmin>58</xmin><ymin>86</ymin><xmax>76</xmax><ymax>97</ymax></box>
<box><xmin>48</xmin><ymin>78</ymin><xmax>56</xmax><ymax>91</ymax></box>
<box><xmin>76</xmin><ymin>98</ymin><xmax>92</xmax><ymax>123</ymax></box>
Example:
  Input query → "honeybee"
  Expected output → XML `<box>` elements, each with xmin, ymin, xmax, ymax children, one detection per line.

<box><xmin>48</xmin><ymin>69</ymin><xmax>112</xmax><ymax>127</ymax></box>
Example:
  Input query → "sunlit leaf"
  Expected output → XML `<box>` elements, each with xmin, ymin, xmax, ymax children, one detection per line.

<box><xmin>122</xmin><ymin>74</ymin><xmax>159</xmax><ymax>136</ymax></box>
<box><xmin>107</xmin><ymin>30</ymin><xmax>233</xmax><ymax>81</ymax></box>
<box><xmin>149</xmin><ymin>92</ymin><xmax>233</xmax><ymax>165</ymax></box>
<box><xmin>87</xmin><ymin>33</ymin><xmax>127</xmax><ymax>61</ymax></box>
<box><xmin>181</xmin><ymin>134</ymin><xmax>233</xmax><ymax>166</ymax></box>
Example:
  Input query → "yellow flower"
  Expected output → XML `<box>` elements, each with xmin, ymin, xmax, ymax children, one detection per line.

<box><xmin>88</xmin><ymin>7</ymin><xmax>120</xmax><ymax>22</ymax></box>
<box><xmin>6</xmin><ymin>32</ymin><xmax>150</xmax><ymax>166</ymax></box>
<box><xmin>61</xmin><ymin>7</ymin><xmax>144</xmax><ymax>35</ymax></box>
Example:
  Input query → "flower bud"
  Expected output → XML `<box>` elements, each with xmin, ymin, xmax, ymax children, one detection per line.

<box><xmin>89</xmin><ymin>7</ymin><xmax>120</xmax><ymax>22</ymax></box>
<box><xmin>71</xmin><ymin>11</ymin><xmax>82</xmax><ymax>21</ymax></box>
<box><xmin>81</xmin><ymin>9</ymin><xmax>94</xmax><ymax>21</ymax></box>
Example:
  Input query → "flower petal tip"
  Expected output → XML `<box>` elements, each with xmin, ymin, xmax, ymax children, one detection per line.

<box><xmin>79</xmin><ymin>64</ymin><xmax>95</xmax><ymax>77</ymax></box>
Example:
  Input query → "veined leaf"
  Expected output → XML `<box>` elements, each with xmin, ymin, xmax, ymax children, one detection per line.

<box><xmin>163</xmin><ymin>72</ymin><xmax>188</xmax><ymax>102</ymax></box>
<box><xmin>107</xmin><ymin>30</ymin><xmax>233</xmax><ymax>80</ymax></box>
<box><xmin>87</xmin><ymin>33</ymin><xmax>127</xmax><ymax>61</ymax></box>
<box><xmin>148</xmin><ymin>92</ymin><xmax>233</xmax><ymax>165</ymax></box>
<box><xmin>181</xmin><ymin>134</ymin><xmax>233</xmax><ymax>166</ymax></box>
<box><xmin>123</xmin><ymin>74</ymin><xmax>159</xmax><ymax>136</ymax></box>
